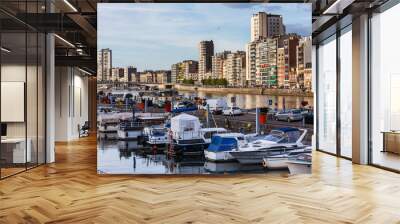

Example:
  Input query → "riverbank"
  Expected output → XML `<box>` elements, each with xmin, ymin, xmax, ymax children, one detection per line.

<box><xmin>174</xmin><ymin>84</ymin><xmax>313</xmax><ymax>97</ymax></box>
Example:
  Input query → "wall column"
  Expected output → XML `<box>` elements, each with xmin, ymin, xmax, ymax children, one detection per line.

<box><xmin>352</xmin><ymin>14</ymin><xmax>369</xmax><ymax>164</ymax></box>
<box><xmin>46</xmin><ymin>32</ymin><xmax>55</xmax><ymax>163</ymax></box>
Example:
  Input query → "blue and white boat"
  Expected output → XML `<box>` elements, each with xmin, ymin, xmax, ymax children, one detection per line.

<box><xmin>204</xmin><ymin>133</ymin><xmax>247</xmax><ymax>162</ymax></box>
<box><xmin>229</xmin><ymin>127</ymin><xmax>308</xmax><ymax>164</ymax></box>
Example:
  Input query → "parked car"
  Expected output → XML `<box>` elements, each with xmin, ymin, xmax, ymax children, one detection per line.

<box><xmin>223</xmin><ymin>107</ymin><xmax>243</xmax><ymax>116</ymax></box>
<box><xmin>274</xmin><ymin>109</ymin><xmax>304</xmax><ymax>122</ymax></box>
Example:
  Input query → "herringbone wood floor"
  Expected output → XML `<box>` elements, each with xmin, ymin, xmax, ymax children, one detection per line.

<box><xmin>1</xmin><ymin>136</ymin><xmax>400</xmax><ymax>224</ymax></box>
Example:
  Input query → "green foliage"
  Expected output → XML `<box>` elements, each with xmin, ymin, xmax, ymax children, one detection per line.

<box><xmin>201</xmin><ymin>78</ymin><xmax>228</xmax><ymax>87</ymax></box>
<box><xmin>182</xmin><ymin>79</ymin><xmax>195</xmax><ymax>85</ymax></box>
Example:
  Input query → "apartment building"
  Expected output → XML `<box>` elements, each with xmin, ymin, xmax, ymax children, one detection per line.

<box><xmin>198</xmin><ymin>40</ymin><xmax>214</xmax><ymax>81</ymax></box>
<box><xmin>212</xmin><ymin>51</ymin><xmax>231</xmax><ymax>79</ymax></box>
<box><xmin>250</xmin><ymin>12</ymin><xmax>285</xmax><ymax>41</ymax></box>
<box><xmin>97</xmin><ymin>48</ymin><xmax>112</xmax><ymax>81</ymax></box>
<box><xmin>282</xmin><ymin>34</ymin><xmax>299</xmax><ymax>88</ymax></box>
<box><xmin>277</xmin><ymin>47</ymin><xmax>286</xmax><ymax>88</ymax></box>
<box><xmin>223</xmin><ymin>51</ymin><xmax>246</xmax><ymax>87</ymax></box>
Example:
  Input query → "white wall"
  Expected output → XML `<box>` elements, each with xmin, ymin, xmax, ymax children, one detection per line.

<box><xmin>54</xmin><ymin>67</ymin><xmax>89</xmax><ymax>141</ymax></box>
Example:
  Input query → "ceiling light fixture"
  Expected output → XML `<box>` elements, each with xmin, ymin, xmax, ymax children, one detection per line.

<box><xmin>63</xmin><ymin>0</ymin><xmax>78</xmax><ymax>12</ymax></box>
<box><xmin>1</xmin><ymin>47</ymin><xmax>11</xmax><ymax>53</ymax></box>
<box><xmin>54</xmin><ymin>34</ymin><xmax>75</xmax><ymax>48</ymax></box>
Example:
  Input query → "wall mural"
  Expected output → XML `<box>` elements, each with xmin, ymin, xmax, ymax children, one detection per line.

<box><xmin>97</xmin><ymin>3</ymin><xmax>313</xmax><ymax>175</ymax></box>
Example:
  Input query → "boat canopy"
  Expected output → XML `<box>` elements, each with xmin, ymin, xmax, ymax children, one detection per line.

<box><xmin>207</xmin><ymin>136</ymin><xmax>238</xmax><ymax>152</ymax></box>
<box><xmin>273</xmin><ymin>127</ymin><xmax>300</xmax><ymax>133</ymax></box>
<box><xmin>171</xmin><ymin>113</ymin><xmax>201</xmax><ymax>139</ymax></box>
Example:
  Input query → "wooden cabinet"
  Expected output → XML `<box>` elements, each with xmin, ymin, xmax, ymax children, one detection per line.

<box><xmin>382</xmin><ymin>132</ymin><xmax>400</xmax><ymax>154</ymax></box>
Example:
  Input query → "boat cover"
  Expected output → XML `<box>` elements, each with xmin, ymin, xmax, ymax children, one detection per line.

<box><xmin>207</xmin><ymin>136</ymin><xmax>238</xmax><ymax>152</ymax></box>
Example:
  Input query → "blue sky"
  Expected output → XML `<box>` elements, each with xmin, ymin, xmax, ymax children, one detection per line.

<box><xmin>98</xmin><ymin>3</ymin><xmax>311</xmax><ymax>70</ymax></box>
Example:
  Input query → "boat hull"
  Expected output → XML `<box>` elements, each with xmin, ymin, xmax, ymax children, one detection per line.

<box><xmin>229</xmin><ymin>151</ymin><xmax>273</xmax><ymax>164</ymax></box>
<box><xmin>204</xmin><ymin>150</ymin><xmax>236</xmax><ymax>162</ymax></box>
<box><xmin>173</xmin><ymin>143</ymin><xmax>209</xmax><ymax>155</ymax></box>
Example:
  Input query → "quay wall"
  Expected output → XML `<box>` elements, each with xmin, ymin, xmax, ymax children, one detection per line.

<box><xmin>173</xmin><ymin>84</ymin><xmax>313</xmax><ymax>97</ymax></box>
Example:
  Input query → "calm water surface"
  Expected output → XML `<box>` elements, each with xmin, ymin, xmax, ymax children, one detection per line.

<box><xmin>97</xmin><ymin>140</ymin><xmax>289</xmax><ymax>175</ymax></box>
<box><xmin>179</xmin><ymin>90</ymin><xmax>313</xmax><ymax>110</ymax></box>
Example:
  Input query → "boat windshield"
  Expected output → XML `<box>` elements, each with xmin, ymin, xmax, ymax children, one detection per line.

<box><xmin>260</xmin><ymin>130</ymin><xmax>301</xmax><ymax>143</ymax></box>
<box><xmin>151</xmin><ymin>128</ymin><xmax>166</xmax><ymax>136</ymax></box>
<box><xmin>263</xmin><ymin>134</ymin><xmax>282</xmax><ymax>143</ymax></box>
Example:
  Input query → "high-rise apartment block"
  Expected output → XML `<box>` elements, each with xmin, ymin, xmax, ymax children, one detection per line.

<box><xmin>246</xmin><ymin>38</ymin><xmax>278</xmax><ymax>86</ymax></box>
<box><xmin>97</xmin><ymin>48</ymin><xmax>112</xmax><ymax>81</ymax></box>
<box><xmin>282</xmin><ymin>34</ymin><xmax>300</xmax><ymax>89</ymax></box>
<box><xmin>212</xmin><ymin>51</ymin><xmax>231</xmax><ymax>79</ymax></box>
<box><xmin>199</xmin><ymin>40</ymin><xmax>214</xmax><ymax>81</ymax></box>
<box><xmin>223</xmin><ymin>51</ymin><xmax>246</xmax><ymax>87</ymax></box>
<box><xmin>251</xmin><ymin>12</ymin><xmax>285</xmax><ymax>42</ymax></box>
<box><xmin>277</xmin><ymin>47</ymin><xmax>285</xmax><ymax>88</ymax></box>
<box><xmin>297</xmin><ymin>37</ymin><xmax>312</xmax><ymax>90</ymax></box>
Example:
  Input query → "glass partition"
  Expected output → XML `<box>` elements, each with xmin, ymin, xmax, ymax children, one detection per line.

<box><xmin>370</xmin><ymin>3</ymin><xmax>400</xmax><ymax>171</ymax></box>
<box><xmin>339</xmin><ymin>26</ymin><xmax>352</xmax><ymax>158</ymax></box>
<box><xmin>0</xmin><ymin>1</ymin><xmax>46</xmax><ymax>179</ymax></box>
<box><xmin>1</xmin><ymin>31</ymin><xmax>28</xmax><ymax>177</ymax></box>
<box><xmin>317</xmin><ymin>35</ymin><xmax>337</xmax><ymax>154</ymax></box>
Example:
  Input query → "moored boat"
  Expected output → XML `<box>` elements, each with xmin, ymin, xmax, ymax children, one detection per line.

<box><xmin>229</xmin><ymin>127</ymin><xmax>308</xmax><ymax>164</ymax></box>
<box><xmin>204</xmin><ymin>133</ymin><xmax>247</xmax><ymax>162</ymax></box>
<box><xmin>262</xmin><ymin>147</ymin><xmax>312</xmax><ymax>169</ymax></box>
<box><xmin>118</xmin><ymin>115</ymin><xmax>166</xmax><ymax>141</ymax></box>
<box><xmin>169</xmin><ymin>113</ymin><xmax>207</xmax><ymax>155</ymax></box>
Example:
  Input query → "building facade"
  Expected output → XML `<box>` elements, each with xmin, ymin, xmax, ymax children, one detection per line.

<box><xmin>212</xmin><ymin>51</ymin><xmax>230</xmax><ymax>79</ymax></box>
<box><xmin>250</xmin><ymin>12</ymin><xmax>285</xmax><ymax>42</ymax></box>
<box><xmin>277</xmin><ymin>47</ymin><xmax>285</xmax><ymax>88</ymax></box>
<box><xmin>125</xmin><ymin>66</ymin><xmax>137</xmax><ymax>82</ymax></box>
<box><xmin>246</xmin><ymin>38</ymin><xmax>278</xmax><ymax>87</ymax></box>
<box><xmin>97</xmin><ymin>48</ymin><xmax>112</xmax><ymax>81</ymax></box>
<box><xmin>198</xmin><ymin>40</ymin><xmax>214</xmax><ymax>81</ymax></box>
<box><xmin>223</xmin><ymin>51</ymin><xmax>246</xmax><ymax>87</ymax></box>
<box><xmin>282</xmin><ymin>34</ymin><xmax>299</xmax><ymax>88</ymax></box>
<box><xmin>296</xmin><ymin>37</ymin><xmax>312</xmax><ymax>89</ymax></box>
<box><xmin>246</xmin><ymin>41</ymin><xmax>257</xmax><ymax>86</ymax></box>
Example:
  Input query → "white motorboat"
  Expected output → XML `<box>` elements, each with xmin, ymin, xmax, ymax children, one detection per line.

<box><xmin>118</xmin><ymin>115</ymin><xmax>166</xmax><ymax>141</ymax></box>
<box><xmin>144</xmin><ymin>125</ymin><xmax>169</xmax><ymax>146</ymax></box>
<box><xmin>229</xmin><ymin>127</ymin><xmax>308</xmax><ymax>164</ymax></box>
<box><xmin>169</xmin><ymin>113</ymin><xmax>207</xmax><ymax>155</ymax></box>
<box><xmin>262</xmin><ymin>147</ymin><xmax>312</xmax><ymax>169</ymax></box>
<box><xmin>204</xmin><ymin>133</ymin><xmax>247</xmax><ymax>162</ymax></box>
<box><xmin>286</xmin><ymin>153</ymin><xmax>312</xmax><ymax>174</ymax></box>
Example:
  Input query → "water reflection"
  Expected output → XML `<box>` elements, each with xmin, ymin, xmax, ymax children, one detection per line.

<box><xmin>179</xmin><ymin>90</ymin><xmax>313</xmax><ymax>110</ymax></box>
<box><xmin>97</xmin><ymin>140</ymin><xmax>285</xmax><ymax>174</ymax></box>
